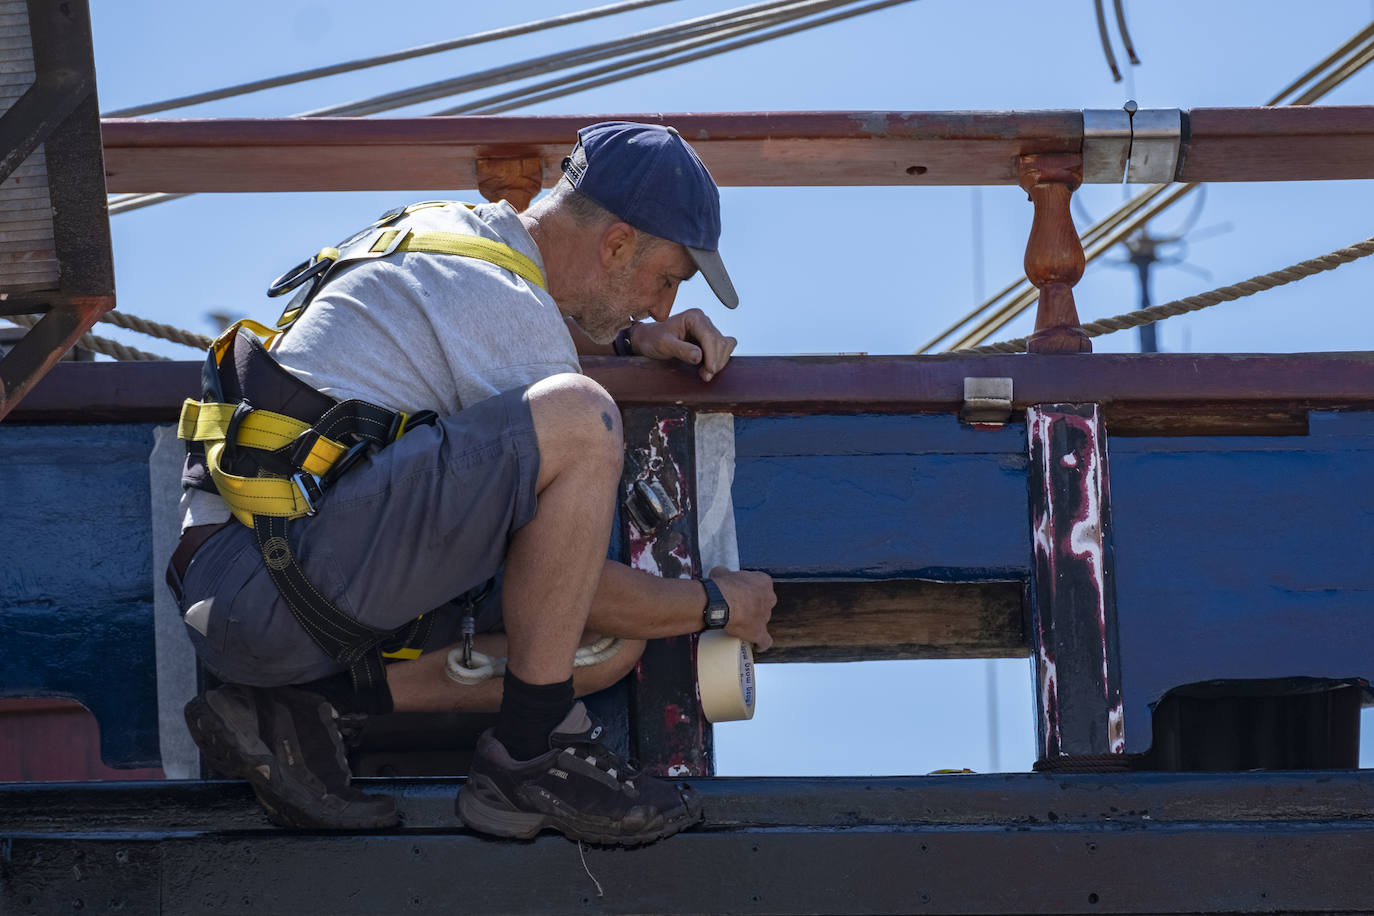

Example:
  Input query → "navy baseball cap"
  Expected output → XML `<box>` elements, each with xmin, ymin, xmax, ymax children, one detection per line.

<box><xmin>561</xmin><ymin>121</ymin><xmax>738</xmax><ymax>309</ymax></box>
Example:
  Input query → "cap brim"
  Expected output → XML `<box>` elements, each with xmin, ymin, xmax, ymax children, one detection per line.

<box><xmin>686</xmin><ymin>246</ymin><xmax>739</xmax><ymax>309</ymax></box>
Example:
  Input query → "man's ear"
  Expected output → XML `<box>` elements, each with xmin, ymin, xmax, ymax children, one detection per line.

<box><xmin>599</xmin><ymin>221</ymin><xmax>637</xmax><ymax>270</ymax></box>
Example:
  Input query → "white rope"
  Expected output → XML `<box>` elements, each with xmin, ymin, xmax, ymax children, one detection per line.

<box><xmin>101</xmin><ymin>0</ymin><xmax>686</xmax><ymax>118</ymax></box>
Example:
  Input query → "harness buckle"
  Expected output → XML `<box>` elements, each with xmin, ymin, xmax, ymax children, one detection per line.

<box><xmin>322</xmin><ymin>439</ymin><xmax>371</xmax><ymax>489</ymax></box>
<box><xmin>267</xmin><ymin>251</ymin><xmax>335</xmax><ymax>298</ymax></box>
<box><xmin>292</xmin><ymin>471</ymin><xmax>325</xmax><ymax>516</ymax></box>
<box><xmin>286</xmin><ymin>428</ymin><xmax>322</xmax><ymax>469</ymax></box>
<box><xmin>367</xmin><ymin>226</ymin><xmax>412</xmax><ymax>259</ymax></box>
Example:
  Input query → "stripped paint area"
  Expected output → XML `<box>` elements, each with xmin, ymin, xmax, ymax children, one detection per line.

<box><xmin>1027</xmin><ymin>404</ymin><xmax>1124</xmax><ymax>758</ymax></box>
<box><xmin>621</xmin><ymin>407</ymin><xmax>713</xmax><ymax>777</ymax></box>
<box><xmin>625</xmin><ymin>413</ymin><xmax>694</xmax><ymax>578</ymax></box>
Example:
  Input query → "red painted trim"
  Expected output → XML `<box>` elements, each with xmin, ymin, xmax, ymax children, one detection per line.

<box><xmin>10</xmin><ymin>353</ymin><xmax>1374</xmax><ymax>424</ymax></box>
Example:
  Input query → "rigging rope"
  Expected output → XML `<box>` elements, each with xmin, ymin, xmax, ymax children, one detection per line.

<box><xmin>9</xmin><ymin>233</ymin><xmax>1369</xmax><ymax>362</ymax></box>
<box><xmin>101</xmin><ymin>0</ymin><xmax>685</xmax><ymax>118</ymax></box>
<box><xmin>108</xmin><ymin>0</ymin><xmax>908</xmax><ymax>215</ymax></box>
<box><xmin>440</xmin><ymin>0</ymin><xmax>915</xmax><ymax>115</ymax></box>
<box><xmin>4</xmin><ymin>313</ymin><xmax>171</xmax><ymax>362</ymax></box>
<box><xmin>918</xmin><ymin>21</ymin><xmax>1374</xmax><ymax>353</ymax></box>
<box><xmin>954</xmin><ymin>236</ymin><xmax>1374</xmax><ymax>354</ymax></box>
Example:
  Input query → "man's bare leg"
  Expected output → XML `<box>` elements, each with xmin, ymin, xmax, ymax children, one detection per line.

<box><xmin>455</xmin><ymin>372</ymin><xmax>703</xmax><ymax>844</ymax></box>
<box><xmin>502</xmin><ymin>373</ymin><xmax>623</xmax><ymax>684</ymax></box>
<box><xmin>387</xmin><ymin>633</ymin><xmax>646</xmax><ymax>713</ymax></box>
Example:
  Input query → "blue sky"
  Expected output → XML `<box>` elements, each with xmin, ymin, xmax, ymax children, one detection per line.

<box><xmin>85</xmin><ymin>2</ymin><xmax>1373</xmax><ymax>773</ymax></box>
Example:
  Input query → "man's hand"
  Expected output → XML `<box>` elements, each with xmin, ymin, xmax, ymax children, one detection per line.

<box><xmin>709</xmin><ymin>566</ymin><xmax>776</xmax><ymax>652</ymax></box>
<box><xmin>630</xmin><ymin>309</ymin><xmax>738</xmax><ymax>382</ymax></box>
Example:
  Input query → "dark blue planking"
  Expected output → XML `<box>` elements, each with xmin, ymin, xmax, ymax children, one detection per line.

<box><xmin>733</xmin><ymin>415</ymin><xmax>1030</xmax><ymax>580</ymax></box>
<box><xmin>0</xmin><ymin>423</ymin><xmax>160</xmax><ymax>767</ymax></box>
<box><xmin>1110</xmin><ymin>411</ymin><xmax>1374</xmax><ymax>754</ymax></box>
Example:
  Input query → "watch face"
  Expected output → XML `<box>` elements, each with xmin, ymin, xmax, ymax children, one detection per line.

<box><xmin>703</xmin><ymin>579</ymin><xmax>730</xmax><ymax>629</ymax></box>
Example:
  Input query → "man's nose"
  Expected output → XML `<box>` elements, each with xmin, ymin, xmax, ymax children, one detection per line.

<box><xmin>649</xmin><ymin>289</ymin><xmax>677</xmax><ymax>322</ymax></box>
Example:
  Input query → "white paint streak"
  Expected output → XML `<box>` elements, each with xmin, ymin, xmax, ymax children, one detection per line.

<box><xmin>1063</xmin><ymin>412</ymin><xmax>1109</xmax><ymax>691</ymax></box>
<box><xmin>667</xmin><ymin>764</ymin><xmax>691</xmax><ymax>777</ymax></box>
<box><xmin>1039</xmin><ymin>647</ymin><xmax>1058</xmax><ymax>750</ymax></box>
<box><xmin>1028</xmin><ymin>408</ymin><xmax>1056</xmax><ymax>576</ymax></box>
<box><xmin>694</xmin><ymin>412</ymin><xmax>740</xmax><ymax>574</ymax></box>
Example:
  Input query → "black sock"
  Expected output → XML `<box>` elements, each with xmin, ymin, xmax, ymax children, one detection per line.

<box><xmin>496</xmin><ymin>670</ymin><xmax>575</xmax><ymax>761</ymax></box>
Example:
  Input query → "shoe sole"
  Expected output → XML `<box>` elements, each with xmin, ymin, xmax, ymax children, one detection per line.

<box><xmin>456</xmin><ymin>775</ymin><xmax>703</xmax><ymax>846</ymax></box>
<box><xmin>184</xmin><ymin>695</ymin><xmax>398</xmax><ymax>831</ymax></box>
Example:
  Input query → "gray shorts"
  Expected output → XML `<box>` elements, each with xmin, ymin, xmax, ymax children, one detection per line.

<box><xmin>176</xmin><ymin>385</ymin><xmax>538</xmax><ymax>686</ymax></box>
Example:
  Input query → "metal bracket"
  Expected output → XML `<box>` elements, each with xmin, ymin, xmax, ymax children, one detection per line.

<box><xmin>1081</xmin><ymin>109</ymin><xmax>1131</xmax><ymax>183</ymax></box>
<box><xmin>1126</xmin><ymin>108</ymin><xmax>1182</xmax><ymax>184</ymax></box>
<box><xmin>1079</xmin><ymin>105</ymin><xmax>1183</xmax><ymax>184</ymax></box>
<box><xmin>959</xmin><ymin>377</ymin><xmax>1014</xmax><ymax>425</ymax></box>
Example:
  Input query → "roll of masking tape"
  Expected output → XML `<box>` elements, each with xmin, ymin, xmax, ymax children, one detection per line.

<box><xmin>697</xmin><ymin>630</ymin><xmax>755</xmax><ymax>722</ymax></box>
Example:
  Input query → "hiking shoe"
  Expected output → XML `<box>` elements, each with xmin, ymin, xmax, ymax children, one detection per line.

<box><xmin>457</xmin><ymin>701</ymin><xmax>703</xmax><ymax>845</ymax></box>
<box><xmin>184</xmin><ymin>683</ymin><xmax>399</xmax><ymax>830</ymax></box>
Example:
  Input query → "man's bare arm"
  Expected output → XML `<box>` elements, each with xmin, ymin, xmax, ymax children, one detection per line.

<box><xmin>585</xmin><ymin>559</ymin><xmax>775</xmax><ymax>651</ymax></box>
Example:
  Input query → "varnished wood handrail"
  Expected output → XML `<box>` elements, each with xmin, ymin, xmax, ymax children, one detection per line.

<box><xmin>99</xmin><ymin>107</ymin><xmax>1374</xmax><ymax>193</ymax></box>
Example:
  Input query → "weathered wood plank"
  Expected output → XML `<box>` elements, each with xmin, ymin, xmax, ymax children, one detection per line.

<box><xmin>99</xmin><ymin>107</ymin><xmax>1374</xmax><ymax>193</ymax></box>
<box><xmin>6</xmin><ymin>775</ymin><xmax>1374</xmax><ymax>915</ymax></box>
<box><xmin>764</xmin><ymin>579</ymin><xmax>1026</xmax><ymax>663</ymax></box>
<box><xmin>1180</xmin><ymin>106</ymin><xmax>1374</xmax><ymax>182</ymax></box>
<box><xmin>100</xmin><ymin>111</ymin><xmax>1086</xmax><ymax>192</ymax></box>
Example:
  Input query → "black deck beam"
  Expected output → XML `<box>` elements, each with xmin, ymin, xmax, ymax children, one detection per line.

<box><xmin>5</xmin><ymin>771</ymin><xmax>1374</xmax><ymax>914</ymax></box>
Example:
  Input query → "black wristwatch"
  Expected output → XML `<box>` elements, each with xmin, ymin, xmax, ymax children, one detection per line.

<box><xmin>701</xmin><ymin>578</ymin><xmax>730</xmax><ymax>630</ymax></box>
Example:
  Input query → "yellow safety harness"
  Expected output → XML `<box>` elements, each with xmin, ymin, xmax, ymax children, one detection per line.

<box><xmin>177</xmin><ymin>201</ymin><xmax>547</xmax><ymax>706</ymax></box>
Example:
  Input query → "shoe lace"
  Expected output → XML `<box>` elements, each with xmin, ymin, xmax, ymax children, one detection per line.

<box><xmin>559</xmin><ymin>738</ymin><xmax>643</xmax><ymax>785</ymax></box>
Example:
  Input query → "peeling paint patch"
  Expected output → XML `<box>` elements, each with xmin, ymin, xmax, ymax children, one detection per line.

<box><xmin>1027</xmin><ymin>404</ymin><xmax>1122</xmax><ymax>760</ymax></box>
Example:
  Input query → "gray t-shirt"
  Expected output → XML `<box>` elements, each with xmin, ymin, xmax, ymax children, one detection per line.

<box><xmin>181</xmin><ymin>201</ymin><xmax>578</xmax><ymax>528</ymax></box>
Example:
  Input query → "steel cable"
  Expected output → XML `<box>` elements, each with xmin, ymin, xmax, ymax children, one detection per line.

<box><xmin>109</xmin><ymin>0</ymin><xmax>908</xmax><ymax>216</ymax></box>
<box><xmin>102</xmin><ymin>0</ymin><xmax>686</xmax><ymax>118</ymax></box>
<box><xmin>440</xmin><ymin>0</ymin><xmax>915</xmax><ymax>115</ymax></box>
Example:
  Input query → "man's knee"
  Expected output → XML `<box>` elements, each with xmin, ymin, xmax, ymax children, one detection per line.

<box><xmin>527</xmin><ymin>374</ymin><xmax>623</xmax><ymax>475</ymax></box>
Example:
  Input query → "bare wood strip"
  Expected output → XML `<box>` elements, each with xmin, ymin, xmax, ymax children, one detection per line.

<box><xmin>764</xmin><ymin>579</ymin><xmax>1026</xmax><ymax>663</ymax></box>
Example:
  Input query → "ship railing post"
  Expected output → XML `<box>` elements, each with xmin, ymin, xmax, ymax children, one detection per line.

<box><xmin>475</xmin><ymin>155</ymin><xmax>544</xmax><ymax>212</ymax></box>
<box><xmin>1019</xmin><ymin>153</ymin><xmax>1091</xmax><ymax>354</ymax></box>
<box><xmin>1025</xmin><ymin>402</ymin><xmax>1125</xmax><ymax>767</ymax></box>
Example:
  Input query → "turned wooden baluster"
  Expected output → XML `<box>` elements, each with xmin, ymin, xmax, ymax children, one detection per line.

<box><xmin>475</xmin><ymin>156</ymin><xmax>544</xmax><ymax>212</ymax></box>
<box><xmin>1019</xmin><ymin>153</ymin><xmax>1091</xmax><ymax>354</ymax></box>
